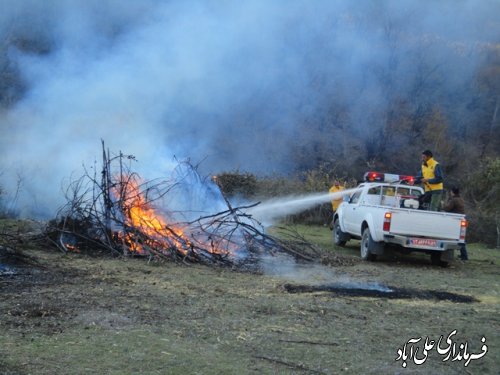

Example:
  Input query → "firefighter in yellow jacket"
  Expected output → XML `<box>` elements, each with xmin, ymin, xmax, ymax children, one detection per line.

<box><xmin>328</xmin><ymin>181</ymin><xmax>345</xmax><ymax>229</ymax></box>
<box><xmin>416</xmin><ymin>150</ymin><xmax>444</xmax><ymax>211</ymax></box>
<box><xmin>329</xmin><ymin>181</ymin><xmax>345</xmax><ymax>211</ymax></box>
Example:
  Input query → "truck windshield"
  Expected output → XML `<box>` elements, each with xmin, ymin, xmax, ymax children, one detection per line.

<box><xmin>350</xmin><ymin>190</ymin><xmax>362</xmax><ymax>204</ymax></box>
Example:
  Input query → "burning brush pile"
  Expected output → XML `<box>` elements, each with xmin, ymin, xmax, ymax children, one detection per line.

<box><xmin>45</xmin><ymin>143</ymin><xmax>320</xmax><ymax>270</ymax></box>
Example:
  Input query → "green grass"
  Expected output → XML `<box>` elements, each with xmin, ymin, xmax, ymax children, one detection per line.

<box><xmin>1</xmin><ymin>221</ymin><xmax>499</xmax><ymax>374</ymax></box>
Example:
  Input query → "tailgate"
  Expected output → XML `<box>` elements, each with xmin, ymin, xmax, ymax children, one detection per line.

<box><xmin>389</xmin><ymin>210</ymin><xmax>464</xmax><ymax>240</ymax></box>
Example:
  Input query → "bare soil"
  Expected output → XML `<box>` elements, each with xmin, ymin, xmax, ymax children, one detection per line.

<box><xmin>0</xmin><ymin>220</ymin><xmax>499</xmax><ymax>374</ymax></box>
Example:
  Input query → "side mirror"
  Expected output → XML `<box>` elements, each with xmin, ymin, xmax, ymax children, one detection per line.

<box><xmin>343</xmin><ymin>194</ymin><xmax>350</xmax><ymax>202</ymax></box>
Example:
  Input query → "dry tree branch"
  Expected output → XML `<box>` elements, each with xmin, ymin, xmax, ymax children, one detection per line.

<box><xmin>46</xmin><ymin>143</ymin><xmax>319</xmax><ymax>270</ymax></box>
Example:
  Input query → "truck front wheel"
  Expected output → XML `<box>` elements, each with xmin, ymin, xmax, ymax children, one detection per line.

<box><xmin>333</xmin><ymin>219</ymin><xmax>348</xmax><ymax>246</ymax></box>
<box><xmin>361</xmin><ymin>227</ymin><xmax>378</xmax><ymax>261</ymax></box>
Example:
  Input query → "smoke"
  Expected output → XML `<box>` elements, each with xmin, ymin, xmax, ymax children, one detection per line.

<box><xmin>0</xmin><ymin>0</ymin><xmax>498</xmax><ymax>217</ymax></box>
<box><xmin>162</xmin><ymin>161</ymin><xmax>228</xmax><ymax>222</ymax></box>
<box><xmin>260</xmin><ymin>253</ymin><xmax>392</xmax><ymax>292</ymax></box>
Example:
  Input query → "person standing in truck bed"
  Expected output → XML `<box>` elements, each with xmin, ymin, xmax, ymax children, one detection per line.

<box><xmin>416</xmin><ymin>150</ymin><xmax>444</xmax><ymax>211</ymax></box>
<box><xmin>443</xmin><ymin>186</ymin><xmax>468</xmax><ymax>261</ymax></box>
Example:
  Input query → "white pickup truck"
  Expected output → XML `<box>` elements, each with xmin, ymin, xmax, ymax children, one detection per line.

<box><xmin>333</xmin><ymin>173</ymin><xmax>467</xmax><ymax>267</ymax></box>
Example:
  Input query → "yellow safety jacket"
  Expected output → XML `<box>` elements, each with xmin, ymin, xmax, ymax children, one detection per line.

<box><xmin>421</xmin><ymin>158</ymin><xmax>443</xmax><ymax>192</ymax></box>
<box><xmin>329</xmin><ymin>185</ymin><xmax>345</xmax><ymax>211</ymax></box>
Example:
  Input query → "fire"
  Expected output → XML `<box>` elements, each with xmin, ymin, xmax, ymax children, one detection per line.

<box><xmin>113</xmin><ymin>176</ymin><xmax>229</xmax><ymax>257</ymax></box>
<box><xmin>63</xmin><ymin>243</ymin><xmax>80</xmax><ymax>253</ymax></box>
<box><xmin>112</xmin><ymin>178</ymin><xmax>189</xmax><ymax>255</ymax></box>
<box><xmin>53</xmin><ymin>146</ymin><xmax>272</xmax><ymax>264</ymax></box>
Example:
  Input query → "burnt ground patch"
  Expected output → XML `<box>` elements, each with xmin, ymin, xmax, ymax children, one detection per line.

<box><xmin>0</xmin><ymin>245</ymin><xmax>40</xmax><ymax>268</ymax></box>
<box><xmin>283</xmin><ymin>283</ymin><xmax>478</xmax><ymax>303</ymax></box>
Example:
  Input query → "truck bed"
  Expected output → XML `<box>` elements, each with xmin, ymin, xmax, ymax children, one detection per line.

<box><xmin>354</xmin><ymin>202</ymin><xmax>466</xmax><ymax>241</ymax></box>
<box><xmin>387</xmin><ymin>208</ymin><xmax>464</xmax><ymax>240</ymax></box>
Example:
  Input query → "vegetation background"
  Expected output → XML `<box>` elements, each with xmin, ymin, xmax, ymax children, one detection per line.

<box><xmin>0</xmin><ymin>1</ymin><xmax>498</xmax><ymax>245</ymax></box>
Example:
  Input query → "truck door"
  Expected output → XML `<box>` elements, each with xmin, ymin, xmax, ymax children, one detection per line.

<box><xmin>349</xmin><ymin>186</ymin><xmax>381</xmax><ymax>235</ymax></box>
<box><xmin>343</xmin><ymin>189</ymin><xmax>363</xmax><ymax>234</ymax></box>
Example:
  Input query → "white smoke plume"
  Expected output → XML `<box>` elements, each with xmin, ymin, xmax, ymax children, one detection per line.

<box><xmin>0</xmin><ymin>0</ymin><xmax>498</xmax><ymax>217</ymax></box>
<box><xmin>247</xmin><ymin>188</ymin><xmax>358</xmax><ymax>226</ymax></box>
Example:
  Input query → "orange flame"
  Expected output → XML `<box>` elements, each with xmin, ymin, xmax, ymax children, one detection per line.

<box><xmin>112</xmin><ymin>178</ymin><xmax>189</xmax><ymax>255</ymax></box>
<box><xmin>112</xmin><ymin>177</ymin><xmax>230</xmax><ymax>257</ymax></box>
<box><xmin>63</xmin><ymin>243</ymin><xmax>80</xmax><ymax>253</ymax></box>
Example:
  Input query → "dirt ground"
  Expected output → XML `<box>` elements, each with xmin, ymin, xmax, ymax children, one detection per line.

<box><xmin>0</xmin><ymin>220</ymin><xmax>499</xmax><ymax>374</ymax></box>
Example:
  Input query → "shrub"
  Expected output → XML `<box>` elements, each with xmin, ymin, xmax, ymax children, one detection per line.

<box><xmin>215</xmin><ymin>171</ymin><xmax>258</xmax><ymax>198</ymax></box>
<box><xmin>464</xmin><ymin>158</ymin><xmax>500</xmax><ymax>247</ymax></box>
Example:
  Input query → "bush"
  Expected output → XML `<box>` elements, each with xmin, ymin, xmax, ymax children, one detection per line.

<box><xmin>466</xmin><ymin>211</ymin><xmax>498</xmax><ymax>246</ymax></box>
<box><xmin>464</xmin><ymin>157</ymin><xmax>500</xmax><ymax>247</ymax></box>
<box><xmin>215</xmin><ymin>171</ymin><xmax>258</xmax><ymax>198</ymax></box>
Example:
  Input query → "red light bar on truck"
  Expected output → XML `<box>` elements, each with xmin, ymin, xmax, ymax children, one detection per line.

<box><xmin>364</xmin><ymin>171</ymin><xmax>415</xmax><ymax>185</ymax></box>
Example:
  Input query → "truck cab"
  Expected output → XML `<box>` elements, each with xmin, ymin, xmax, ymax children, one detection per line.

<box><xmin>341</xmin><ymin>183</ymin><xmax>424</xmax><ymax>235</ymax></box>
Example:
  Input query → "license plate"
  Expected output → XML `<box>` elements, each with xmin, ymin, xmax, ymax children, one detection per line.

<box><xmin>410</xmin><ymin>238</ymin><xmax>438</xmax><ymax>248</ymax></box>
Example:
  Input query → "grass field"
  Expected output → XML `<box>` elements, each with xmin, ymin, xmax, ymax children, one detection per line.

<box><xmin>1</xmin><ymin>220</ymin><xmax>499</xmax><ymax>374</ymax></box>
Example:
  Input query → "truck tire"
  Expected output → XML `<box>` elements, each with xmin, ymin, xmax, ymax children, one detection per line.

<box><xmin>360</xmin><ymin>227</ymin><xmax>378</xmax><ymax>261</ymax></box>
<box><xmin>431</xmin><ymin>252</ymin><xmax>450</xmax><ymax>268</ymax></box>
<box><xmin>333</xmin><ymin>219</ymin><xmax>347</xmax><ymax>246</ymax></box>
